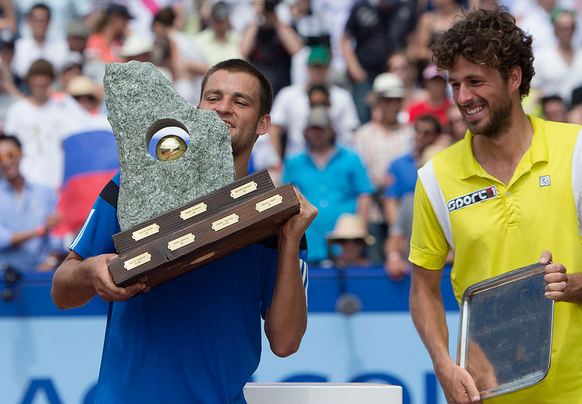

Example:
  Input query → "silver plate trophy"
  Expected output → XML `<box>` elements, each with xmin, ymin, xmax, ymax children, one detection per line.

<box><xmin>457</xmin><ymin>263</ymin><xmax>554</xmax><ymax>399</ymax></box>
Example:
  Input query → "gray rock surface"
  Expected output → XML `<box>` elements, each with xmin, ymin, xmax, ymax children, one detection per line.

<box><xmin>104</xmin><ymin>61</ymin><xmax>235</xmax><ymax>231</ymax></box>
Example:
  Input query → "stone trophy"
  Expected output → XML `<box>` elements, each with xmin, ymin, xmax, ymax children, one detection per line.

<box><xmin>104</xmin><ymin>61</ymin><xmax>299</xmax><ymax>292</ymax></box>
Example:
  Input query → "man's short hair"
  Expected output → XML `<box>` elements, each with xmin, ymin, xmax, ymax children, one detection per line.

<box><xmin>431</xmin><ymin>6</ymin><xmax>534</xmax><ymax>99</ymax></box>
<box><xmin>200</xmin><ymin>59</ymin><xmax>274</xmax><ymax>117</ymax></box>
<box><xmin>415</xmin><ymin>114</ymin><xmax>441</xmax><ymax>135</ymax></box>
<box><xmin>0</xmin><ymin>134</ymin><xmax>22</xmax><ymax>149</ymax></box>
<box><xmin>29</xmin><ymin>3</ymin><xmax>51</xmax><ymax>20</ymax></box>
<box><xmin>26</xmin><ymin>59</ymin><xmax>55</xmax><ymax>82</ymax></box>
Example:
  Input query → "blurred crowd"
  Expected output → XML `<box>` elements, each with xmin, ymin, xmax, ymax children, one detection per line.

<box><xmin>1</xmin><ymin>0</ymin><xmax>582</xmax><ymax>280</ymax></box>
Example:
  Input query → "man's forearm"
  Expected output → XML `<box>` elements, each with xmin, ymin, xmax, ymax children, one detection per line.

<box><xmin>340</xmin><ymin>34</ymin><xmax>365</xmax><ymax>82</ymax></box>
<box><xmin>240</xmin><ymin>22</ymin><xmax>259</xmax><ymax>59</ymax></box>
<box><xmin>275</xmin><ymin>22</ymin><xmax>303</xmax><ymax>56</ymax></box>
<box><xmin>264</xmin><ymin>233</ymin><xmax>308</xmax><ymax>358</ymax></box>
<box><xmin>51</xmin><ymin>251</ymin><xmax>97</xmax><ymax>310</ymax></box>
<box><xmin>409</xmin><ymin>265</ymin><xmax>454</xmax><ymax>370</ymax></box>
<box><xmin>562</xmin><ymin>272</ymin><xmax>582</xmax><ymax>303</ymax></box>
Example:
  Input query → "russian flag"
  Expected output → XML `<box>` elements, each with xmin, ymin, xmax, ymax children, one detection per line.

<box><xmin>53</xmin><ymin>120</ymin><xmax>119</xmax><ymax>237</ymax></box>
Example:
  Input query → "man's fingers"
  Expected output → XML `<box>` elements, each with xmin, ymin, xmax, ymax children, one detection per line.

<box><xmin>97</xmin><ymin>282</ymin><xmax>146</xmax><ymax>302</ymax></box>
<box><xmin>539</xmin><ymin>250</ymin><xmax>553</xmax><ymax>265</ymax></box>
<box><xmin>544</xmin><ymin>261</ymin><xmax>568</xmax><ymax>301</ymax></box>
<box><xmin>545</xmin><ymin>281</ymin><xmax>567</xmax><ymax>300</ymax></box>
<box><xmin>544</xmin><ymin>271</ymin><xmax>567</xmax><ymax>283</ymax></box>
<box><xmin>460</xmin><ymin>380</ymin><xmax>481</xmax><ymax>403</ymax></box>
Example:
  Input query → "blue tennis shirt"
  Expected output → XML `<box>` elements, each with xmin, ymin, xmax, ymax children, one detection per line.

<box><xmin>70</xmin><ymin>173</ymin><xmax>309</xmax><ymax>403</ymax></box>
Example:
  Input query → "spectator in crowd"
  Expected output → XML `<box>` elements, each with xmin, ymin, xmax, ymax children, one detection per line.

<box><xmin>406</xmin><ymin>63</ymin><xmax>452</xmax><ymax>130</ymax></box>
<box><xmin>0</xmin><ymin>63</ymin><xmax>21</xmax><ymax>121</ymax></box>
<box><xmin>14</xmin><ymin>0</ymin><xmax>91</xmax><ymax>42</ymax></box>
<box><xmin>568</xmin><ymin>86</ymin><xmax>582</xmax><ymax>124</ymax></box>
<box><xmin>120</xmin><ymin>0</ymin><xmax>186</xmax><ymax>43</ymax></box>
<box><xmin>446</xmin><ymin>103</ymin><xmax>467</xmax><ymax>142</ymax></box>
<box><xmin>308</xmin><ymin>84</ymin><xmax>331</xmax><ymax>107</ymax></box>
<box><xmin>284</xmin><ymin>106</ymin><xmax>373</xmax><ymax>264</ymax></box>
<box><xmin>341</xmin><ymin>0</ymin><xmax>416</xmax><ymax>123</ymax></box>
<box><xmin>422</xmin><ymin>104</ymin><xmax>468</xmax><ymax>157</ymax></box>
<box><xmin>0</xmin><ymin>134</ymin><xmax>63</xmax><ymax>273</ymax></box>
<box><xmin>270</xmin><ymin>45</ymin><xmax>359</xmax><ymax>159</ymax></box>
<box><xmin>0</xmin><ymin>32</ymin><xmax>21</xmax><ymax>120</ymax></box>
<box><xmin>193</xmin><ymin>2</ymin><xmax>242</xmax><ymax>69</ymax></box>
<box><xmin>354</xmin><ymin>72</ymin><xmax>413</xmax><ymax>264</ymax></box>
<box><xmin>153</xmin><ymin>7</ymin><xmax>207</xmax><ymax>105</ymax></box>
<box><xmin>288</xmin><ymin>0</ymin><xmax>332</xmax><ymax>86</ymax></box>
<box><xmin>85</xmin><ymin>4</ymin><xmax>132</xmax><ymax>65</ymax></box>
<box><xmin>327</xmin><ymin>213</ymin><xmax>372</xmax><ymax>267</ymax></box>
<box><xmin>384</xmin><ymin>115</ymin><xmax>440</xmax><ymax>224</ymax></box>
<box><xmin>66</xmin><ymin>19</ymin><xmax>90</xmax><ymax>56</ymax></box>
<box><xmin>383</xmin><ymin>115</ymin><xmax>440</xmax><ymax>280</ymax></box>
<box><xmin>513</xmin><ymin>0</ymin><xmax>561</xmax><ymax>52</ymax></box>
<box><xmin>66</xmin><ymin>75</ymin><xmax>101</xmax><ymax>115</ymax></box>
<box><xmin>383</xmin><ymin>192</ymin><xmax>414</xmax><ymax>280</ymax></box>
<box><xmin>386</xmin><ymin>49</ymin><xmax>424</xmax><ymax>110</ymax></box>
<box><xmin>0</xmin><ymin>0</ymin><xmax>16</xmax><ymax>37</ymax></box>
<box><xmin>11</xmin><ymin>3</ymin><xmax>69</xmax><ymax>81</ymax></box>
<box><xmin>119</xmin><ymin>33</ymin><xmax>154</xmax><ymax>63</ymax></box>
<box><xmin>410</xmin><ymin>7</ymin><xmax>582</xmax><ymax>402</ymax></box>
<box><xmin>532</xmin><ymin>8</ymin><xmax>582</xmax><ymax>106</ymax></box>
<box><xmin>241</xmin><ymin>0</ymin><xmax>304</xmax><ymax>95</ymax></box>
<box><xmin>4</xmin><ymin>59</ymin><xmax>86</xmax><ymax>190</ymax></box>
<box><xmin>309</xmin><ymin>0</ymin><xmax>356</xmax><ymax>79</ymax></box>
<box><xmin>58</xmin><ymin>52</ymin><xmax>83</xmax><ymax>92</ymax></box>
<box><xmin>541</xmin><ymin>95</ymin><xmax>568</xmax><ymax>122</ymax></box>
<box><xmin>408</xmin><ymin>0</ymin><xmax>464</xmax><ymax>64</ymax></box>
<box><xmin>0</xmin><ymin>31</ymin><xmax>24</xmax><ymax>93</ymax></box>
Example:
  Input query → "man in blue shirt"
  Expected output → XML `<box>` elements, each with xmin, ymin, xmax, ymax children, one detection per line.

<box><xmin>383</xmin><ymin>114</ymin><xmax>441</xmax><ymax>224</ymax></box>
<box><xmin>383</xmin><ymin>114</ymin><xmax>440</xmax><ymax>280</ymax></box>
<box><xmin>284</xmin><ymin>106</ymin><xmax>373</xmax><ymax>264</ymax></box>
<box><xmin>0</xmin><ymin>134</ymin><xmax>62</xmax><ymax>272</ymax></box>
<box><xmin>51</xmin><ymin>59</ymin><xmax>317</xmax><ymax>404</ymax></box>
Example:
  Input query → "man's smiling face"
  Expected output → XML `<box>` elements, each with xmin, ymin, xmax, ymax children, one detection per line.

<box><xmin>449</xmin><ymin>57</ymin><xmax>514</xmax><ymax>138</ymax></box>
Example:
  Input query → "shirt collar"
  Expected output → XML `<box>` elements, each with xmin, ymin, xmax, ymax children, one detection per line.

<box><xmin>459</xmin><ymin>115</ymin><xmax>549</xmax><ymax>180</ymax></box>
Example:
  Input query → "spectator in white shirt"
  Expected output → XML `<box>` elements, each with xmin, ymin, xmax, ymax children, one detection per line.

<box><xmin>10</xmin><ymin>3</ymin><xmax>68</xmax><ymax>81</ymax></box>
<box><xmin>4</xmin><ymin>60</ymin><xmax>86</xmax><ymax>190</ymax></box>
<box><xmin>269</xmin><ymin>45</ymin><xmax>359</xmax><ymax>158</ymax></box>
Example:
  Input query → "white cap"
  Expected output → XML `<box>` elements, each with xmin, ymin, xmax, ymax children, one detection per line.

<box><xmin>119</xmin><ymin>34</ymin><xmax>153</xmax><ymax>58</ymax></box>
<box><xmin>372</xmin><ymin>73</ymin><xmax>405</xmax><ymax>98</ymax></box>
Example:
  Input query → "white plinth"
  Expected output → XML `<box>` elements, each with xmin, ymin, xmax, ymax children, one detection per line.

<box><xmin>243</xmin><ymin>382</ymin><xmax>402</xmax><ymax>404</ymax></box>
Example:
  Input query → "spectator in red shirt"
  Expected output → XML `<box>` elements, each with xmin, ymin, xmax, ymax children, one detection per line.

<box><xmin>406</xmin><ymin>64</ymin><xmax>452</xmax><ymax>130</ymax></box>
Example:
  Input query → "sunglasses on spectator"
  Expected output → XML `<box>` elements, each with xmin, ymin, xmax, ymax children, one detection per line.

<box><xmin>333</xmin><ymin>238</ymin><xmax>365</xmax><ymax>244</ymax></box>
<box><xmin>73</xmin><ymin>95</ymin><xmax>97</xmax><ymax>102</ymax></box>
<box><xmin>0</xmin><ymin>149</ymin><xmax>22</xmax><ymax>163</ymax></box>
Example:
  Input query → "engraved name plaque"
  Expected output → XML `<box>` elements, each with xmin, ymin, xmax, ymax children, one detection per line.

<box><xmin>108</xmin><ymin>177</ymin><xmax>300</xmax><ymax>293</ymax></box>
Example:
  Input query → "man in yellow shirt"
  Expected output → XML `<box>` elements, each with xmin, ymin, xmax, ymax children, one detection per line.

<box><xmin>409</xmin><ymin>6</ymin><xmax>582</xmax><ymax>404</ymax></box>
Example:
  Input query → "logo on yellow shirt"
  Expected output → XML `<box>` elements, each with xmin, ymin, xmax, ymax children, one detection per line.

<box><xmin>447</xmin><ymin>186</ymin><xmax>498</xmax><ymax>213</ymax></box>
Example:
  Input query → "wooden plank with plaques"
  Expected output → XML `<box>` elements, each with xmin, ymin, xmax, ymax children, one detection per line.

<box><xmin>112</xmin><ymin>169</ymin><xmax>275</xmax><ymax>253</ymax></box>
<box><xmin>108</xmin><ymin>182</ymin><xmax>299</xmax><ymax>292</ymax></box>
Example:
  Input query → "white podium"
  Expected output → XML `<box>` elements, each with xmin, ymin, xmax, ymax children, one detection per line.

<box><xmin>243</xmin><ymin>383</ymin><xmax>402</xmax><ymax>404</ymax></box>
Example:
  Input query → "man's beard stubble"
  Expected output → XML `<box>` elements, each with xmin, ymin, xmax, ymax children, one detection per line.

<box><xmin>469</xmin><ymin>93</ymin><xmax>513</xmax><ymax>139</ymax></box>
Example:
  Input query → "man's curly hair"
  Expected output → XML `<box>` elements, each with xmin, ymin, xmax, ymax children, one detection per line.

<box><xmin>430</xmin><ymin>6</ymin><xmax>534</xmax><ymax>99</ymax></box>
